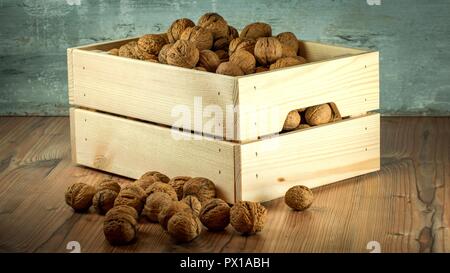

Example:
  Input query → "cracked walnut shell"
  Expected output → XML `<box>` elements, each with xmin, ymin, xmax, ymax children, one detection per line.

<box><xmin>254</xmin><ymin>37</ymin><xmax>283</xmax><ymax>66</ymax></box>
<box><xmin>167</xmin><ymin>40</ymin><xmax>199</xmax><ymax>68</ymax></box>
<box><xmin>65</xmin><ymin>183</ymin><xmax>96</xmax><ymax>212</ymax></box>
<box><xmin>103</xmin><ymin>205</ymin><xmax>138</xmax><ymax>245</ymax></box>
<box><xmin>142</xmin><ymin>192</ymin><xmax>173</xmax><ymax>222</ymax></box>
<box><xmin>285</xmin><ymin>185</ymin><xmax>314</xmax><ymax>211</ymax></box>
<box><xmin>167</xmin><ymin>211</ymin><xmax>202</xmax><ymax>243</ymax></box>
<box><xmin>197</xmin><ymin>50</ymin><xmax>221</xmax><ymax>72</ymax></box>
<box><xmin>230</xmin><ymin>49</ymin><xmax>256</xmax><ymax>75</ymax></box>
<box><xmin>183</xmin><ymin>177</ymin><xmax>216</xmax><ymax>203</ymax></box>
<box><xmin>240</xmin><ymin>22</ymin><xmax>272</xmax><ymax>40</ymax></box>
<box><xmin>216</xmin><ymin>62</ymin><xmax>244</xmax><ymax>76</ymax></box>
<box><xmin>167</xmin><ymin>18</ymin><xmax>195</xmax><ymax>43</ymax></box>
<box><xmin>199</xmin><ymin>198</ymin><xmax>230</xmax><ymax>231</ymax></box>
<box><xmin>197</xmin><ymin>12</ymin><xmax>228</xmax><ymax>39</ymax></box>
<box><xmin>158</xmin><ymin>201</ymin><xmax>191</xmax><ymax>230</ymax></box>
<box><xmin>305</xmin><ymin>104</ymin><xmax>332</xmax><ymax>126</ymax></box>
<box><xmin>145</xmin><ymin>182</ymin><xmax>178</xmax><ymax>201</ymax></box>
<box><xmin>114</xmin><ymin>184</ymin><xmax>146</xmax><ymax>214</ymax></box>
<box><xmin>230</xmin><ymin>201</ymin><xmax>267</xmax><ymax>235</ymax></box>
<box><xmin>180</xmin><ymin>26</ymin><xmax>214</xmax><ymax>51</ymax></box>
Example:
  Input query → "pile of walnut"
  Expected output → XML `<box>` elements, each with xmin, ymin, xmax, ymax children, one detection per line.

<box><xmin>282</xmin><ymin>103</ymin><xmax>342</xmax><ymax>132</ymax></box>
<box><xmin>65</xmin><ymin>172</ymin><xmax>268</xmax><ymax>245</ymax></box>
<box><xmin>108</xmin><ymin>12</ymin><xmax>307</xmax><ymax>75</ymax></box>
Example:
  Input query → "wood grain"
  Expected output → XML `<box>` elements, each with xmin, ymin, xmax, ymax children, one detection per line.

<box><xmin>0</xmin><ymin>116</ymin><xmax>448</xmax><ymax>253</ymax></box>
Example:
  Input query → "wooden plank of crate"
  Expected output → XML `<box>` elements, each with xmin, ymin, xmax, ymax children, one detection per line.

<box><xmin>238</xmin><ymin>113</ymin><xmax>380</xmax><ymax>202</ymax></box>
<box><xmin>237</xmin><ymin>51</ymin><xmax>379</xmax><ymax>141</ymax></box>
<box><xmin>71</xmin><ymin>108</ymin><xmax>237</xmax><ymax>203</ymax></box>
<box><xmin>70</xmin><ymin>49</ymin><xmax>237</xmax><ymax>138</ymax></box>
<box><xmin>73</xmin><ymin>36</ymin><xmax>139</xmax><ymax>51</ymax></box>
<box><xmin>300</xmin><ymin>40</ymin><xmax>368</xmax><ymax>62</ymax></box>
<box><xmin>67</xmin><ymin>48</ymin><xmax>74</xmax><ymax>105</ymax></box>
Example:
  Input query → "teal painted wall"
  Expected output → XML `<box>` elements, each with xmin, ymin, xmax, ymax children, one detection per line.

<box><xmin>0</xmin><ymin>0</ymin><xmax>449</xmax><ymax>115</ymax></box>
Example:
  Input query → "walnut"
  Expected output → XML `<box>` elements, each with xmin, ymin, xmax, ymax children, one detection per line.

<box><xmin>183</xmin><ymin>177</ymin><xmax>216</xmax><ymax>203</ymax></box>
<box><xmin>140</xmin><ymin>171</ymin><xmax>170</xmax><ymax>184</ymax></box>
<box><xmin>197</xmin><ymin>50</ymin><xmax>221</xmax><ymax>72</ymax></box>
<box><xmin>283</xmin><ymin>110</ymin><xmax>301</xmax><ymax>131</ymax></box>
<box><xmin>158</xmin><ymin>44</ymin><xmax>173</xmax><ymax>64</ymax></box>
<box><xmin>270</xmin><ymin>57</ymin><xmax>305</xmax><ymax>71</ymax></box>
<box><xmin>285</xmin><ymin>185</ymin><xmax>314</xmax><ymax>211</ymax></box>
<box><xmin>276</xmin><ymin>32</ymin><xmax>299</xmax><ymax>57</ymax></box>
<box><xmin>168</xmin><ymin>176</ymin><xmax>191</xmax><ymax>200</ymax></box>
<box><xmin>229</xmin><ymin>38</ymin><xmax>256</xmax><ymax>56</ymax></box>
<box><xmin>142</xmin><ymin>192</ymin><xmax>173</xmax><ymax>222</ymax></box>
<box><xmin>305</xmin><ymin>104</ymin><xmax>332</xmax><ymax>126</ymax></box>
<box><xmin>230</xmin><ymin>201</ymin><xmax>267</xmax><ymax>235</ymax></box>
<box><xmin>135</xmin><ymin>176</ymin><xmax>156</xmax><ymax>192</ymax></box>
<box><xmin>181</xmin><ymin>195</ymin><xmax>202</xmax><ymax>216</ymax></box>
<box><xmin>227</xmin><ymin>25</ymin><xmax>239</xmax><ymax>40</ymax></box>
<box><xmin>92</xmin><ymin>179</ymin><xmax>121</xmax><ymax>215</ymax></box>
<box><xmin>114</xmin><ymin>184</ymin><xmax>146</xmax><ymax>214</ymax></box>
<box><xmin>296</xmin><ymin>124</ymin><xmax>311</xmax><ymax>130</ymax></box>
<box><xmin>108</xmin><ymin>48</ymin><xmax>119</xmax><ymax>56</ymax></box>
<box><xmin>167</xmin><ymin>211</ymin><xmax>202</xmax><ymax>243</ymax></box>
<box><xmin>240</xmin><ymin>22</ymin><xmax>272</xmax><ymax>40</ymax></box>
<box><xmin>214</xmin><ymin>50</ymin><xmax>229</xmax><ymax>63</ymax></box>
<box><xmin>118</xmin><ymin>41</ymin><xmax>139</xmax><ymax>59</ymax></box>
<box><xmin>167</xmin><ymin>18</ymin><xmax>195</xmax><ymax>43</ymax></box>
<box><xmin>96</xmin><ymin>179</ymin><xmax>121</xmax><ymax>193</ymax></box>
<box><xmin>134</xmin><ymin>45</ymin><xmax>158</xmax><ymax>61</ymax></box>
<box><xmin>199</xmin><ymin>198</ymin><xmax>230</xmax><ymax>231</ymax></box>
<box><xmin>180</xmin><ymin>26</ymin><xmax>213</xmax><ymax>51</ymax></box>
<box><xmin>255</xmin><ymin>66</ymin><xmax>269</xmax><ymax>73</ymax></box>
<box><xmin>197</xmin><ymin>12</ymin><xmax>228</xmax><ymax>39</ymax></box>
<box><xmin>137</xmin><ymin>34</ymin><xmax>167</xmax><ymax>55</ymax></box>
<box><xmin>158</xmin><ymin>201</ymin><xmax>191</xmax><ymax>230</ymax></box>
<box><xmin>213</xmin><ymin>37</ymin><xmax>229</xmax><ymax>51</ymax></box>
<box><xmin>216</xmin><ymin>62</ymin><xmax>244</xmax><ymax>76</ymax></box>
<box><xmin>103</xmin><ymin>205</ymin><xmax>138</xmax><ymax>245</ymax></box>
<box><xmin>145</xmin><ymin>182</ymin><xmax>178</xmax><ymax>201</ymax></box>
<box><xmin>230</xmin><ymin>49</ymin><xmax>256</xmax><ymax>75</ymax></box>
<box><xmin>167</xmin><ymin>40</ymin><xmax>200</xmax><ymax>68</ymax></box>
<box><xmin>254</xmin><ymin>37</ymin><xmax>282</xmax><ymax>66</ymax></box>
<box><xmin>194</xmin><ymin>66</ymin><xmax>207</xmax><ymax>71</ymax></box>
<box><xmin>65</xmin><ymin>183</ymin><xmax>96</xmax><ymax>212</ymax></box>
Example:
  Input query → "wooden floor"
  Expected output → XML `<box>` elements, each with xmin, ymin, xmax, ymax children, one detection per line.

<box><xmin>0</xmin><ymin>117</ymin><xmax>448</xmax><ymax>253</ymax></box>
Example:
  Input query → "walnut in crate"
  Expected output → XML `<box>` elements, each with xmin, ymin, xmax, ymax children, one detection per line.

<box><xmin>145</xmin><ymin>182</ymin><xmax>178</xmax><ymax>201</ymax></box>
<box><xmin>168</xmin><ymin>176</ymin><xmax>192</xmax><ymax>200</ymax></box>
<box><xmin>167</xmin><ymin>211</ymin><xmax>202</xmax><ymax>243</ymax></box>
<box><xmin>227</xmin><ymin>26</ymin><xmax>239</xmax><ymax>40</ymax></box>
<box><xmin>108</xmin><ymin>48</ymin><xmax>119</xmax><ymax>56</ymax></box>
<box><xmin>65</xmin><ymin>183</ymin><xmax>96</xmax><ymax>212</ymax></box>
<box><xmin>197</xmin><ymin>12</ymin><xmax>228</xmax><ymax>39</ymax></box>
<box><xmin>254</xmin><ymin>37</ymin><xmax>283</xmax><ymax>66</ymax></box>
<box><xmin>240</xmin><ymin>22</ymin><xmax>272</xmax><ymax>40</ymax></box>
<box><xmin>140</xmin><ymin>171</ymin><xmax>170</xmax><ymax>184</ymax></box>
<box><xmin>255</xmin><ymin>66</ymin><xmax>269</xmax><ymax>73</ymax></box>
<box><xmin>276</xmin><ymin>32</ymin><xmax>299</xmax><ymax>58</ymax></box>
<box><xmin>230</xmin><ymin>49</ymin><xmax>256</xmax><ymax>75</ymax></box>
<box><xmin>305</xmin><ymin>104</ymin><xmax>332</xmax><ymax>126</ymax></box>
<box><xmin>167</xmin><ymin>18</ymin><xmax>195</xmax><ymax>43</ymax></box>
<box><xmin>167</xmin><ymin>40</ymin><xmax>200</xmax><ymax>68</ymax></box>
<box><xmin>229</xmin><ymin>38</ymin><xmax>256</xmax><ymax>56</ymax></box>
<box><xmin>214</xmin><ymin>50</ymin><xmax>229</xmax><ymax>63</ymax></box>
<box><xmin>197</xmin><ymin>50</ymin><xmax>221</xmax><ymax>72</ymax></box>
<box><xmin>285</xmin><ymin>185</ymin><xmax>314</xmax><ymax>211</ymax></box>
<box><xmin>103</xmin><ymin>205</ymin><xmax>138</xmax><ymax>245</ymax></box>
<box><xmin>118</xmin><ymin>41</ymin><xmax>139</xmax><ymax>59</ymax></box>
<box><xmin>181</xmin><ymin>195</ymin><xmax>202</xmax><ymax>216</ymax></box>
<box><xmin>158</xmin><ymin>44</ymin><xmax>173</xmax><ymax>64</ymax></box>
<box><xmin>213</xmin><ymin>37</ymin><xmax>229</xmax><ymax>51</ymax></box>
<box><xmin>183</xmin><ymin>177</ymin><xmax>216</xmax><ymax>204</ymax></box>
<box><xmin>180</xmin><ymin>26</ymin><xmax>214</xmax><ymax>51</ymax></box>
<box><xmin>230</xmin><ymin>201</ymin><xmax>267</xmax><ymax>235</ymax></box>
<box><xmin>114</xmin><ymin>184</ymin><xmax>146</xmax><ymax>214</ymax></box>
<box><xmin>137</xmin><ymin>34</ymin><xmax>167</xmax><ymax>56</ymax></box>
<box><xmin>269</xmin><ymin>56</ymin><xmax>306</xmax><ymax>71</ymax></box>
<box><xmin>142</xmin><ymin>192</ymin><xmax>173</xmax><ymax>222</ymax></box>
<box><xmin>134</xmin><ymin>46</ymin><xmax>158</xmax><ymax>62</ymax></box>
<box><xmin>158</xmin><ymin>201</ymin><xmax>192</xmax><ymax>230</ymax></box>
<box><xmin>283</xmin><ymin>110</ymin><xmax>301</xmax><ymax>131</ymax></box>
<box><xmin>216</xmin><ymin>62</ymin><xmax>244</xmax><ymax>76</ymax></box>
<box><xmin>92</xmin><ymin>179</ymin><xmax>121</xmax><ymax>214</ymax></box>
<box><xmin>199</xmin><ymin>198</ymin><xmax>230</xmax><ymax>231</ymax></box>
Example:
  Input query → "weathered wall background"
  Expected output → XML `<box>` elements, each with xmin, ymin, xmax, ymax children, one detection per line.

<box><xmin>0</xmin><ymin>0</ymin><xmax>449</xmax><ymax>116</ymax></box>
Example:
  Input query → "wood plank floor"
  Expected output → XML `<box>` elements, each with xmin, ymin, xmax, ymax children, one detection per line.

<box><xmin>0</xmin><ymin>117</ymin><xmax>448</xmax><ymax>253</ymax></box>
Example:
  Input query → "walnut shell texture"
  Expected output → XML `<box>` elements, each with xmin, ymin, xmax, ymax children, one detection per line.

<box><xmin>270</xmin><ymin>56</ymin><xmax>305</xmax><ymax>71</ymax></box>
<box><xmin>142</xmin><ymin>192</ymin><xmax>173</xmax><ymax>222</ymax></box>
<box><xmin>103</xmin><ymin>205</ymin><xmax>138</xmax><ymax>245</ymax></box>
<box><xmin>197</xmin><ymin>50</ymin><xmax>221</xmax><ymax>72</ymax></box>
<box><xmin>167</xmin><ymin>211</ymin><xmax>202</xmax><ymax>243</ymax></box>
<box><xmin>214</xmin><ymin>49</ymin><xmax>229</xmax><ymax>62</ymax></box>
<box><xmin>168</xmin><ymin>176</ymin><xmax>192</xmax><ymax>200</ymax></box>
<box><xmin>140</xmin><ymin>171</ymin><xmax>170</xmax><ymax>184</ymax></box>
<box><xmin>118</xmin><ymin>41</ymin><xmax>139</xmax><ymax>59</ymax></box>
<box><xmin>167</xmin><ymin>18</ymin><xmax>195</xmax><ymax>43</ymax></box>
<box><xmin>167</xmin><ymin>40</ymin><xmax>200</xmax><ymax>68</ymax></box>
<box><xmin>199</xmin><ymin>198</ymin><xmax>230</xmax><ymax>231</ymax></box>
<box><xmin>93</xmin><ymin>189</ymin><xmax>118</xmax><ymax>215</ymax></box>
<box><xmin>158</xmin><ymin>201</ymin><xmax>192</xmax><ymax>230</ymax></box>
<box><xmin>158</xmin><ymin>44</ymin><xmax>173</xmax><ymax>64</ymax></box>
<box><xmin>197</xmin><ymin>12</ymin><xmax>228</xmax><ymax>39</ymax></box>
<box><xmin>305</xmin><ymin>104</ymin><xmax>332</xmax><ymax>126</ymax></box>
<box><xmin>285</xmin><ymin>185</ymin><xmax>314</xmax><ymax>211</ymax></box>
<box><xmin>230</xmin><ymin>201</ymin><xmax>267</xmax><ymax>235</ymax></box>
<box><xmin>213</xmin><ymin>37</ymin><xmax>229</xmax><ymax>51</ymax></box>
<box><xmin>65</xmin><ymin>183</ymin><xmax>96</xmax><ymax>212</ymax></box>
<box><xmin>254</xmin><ymin>37</ymin><xmax>283</xmax><ymax>66</ymax></box>
<box><xmin>216</xmin><ymin>62</ymin><xmax>244</xmax><ymax>76</ymax></box>
<box><xmin>180</xmin><ymin>26</ymin><xmax>214</xmax><ymax>51</ymax></box>
<box><xmin>181</xmin><ymin>195</ymin><xmax>202</xmax><ymax>216</ymax></box>
<box><xmin>283</xmin><ymin>110</ymin><xmax>301</xmax><ymax>131</ymax></box>
<box><xmin>255</xmin><ymin>66</ymin><xmax>269</xmax><ymax>73</ymax></box>
<box><xmin>276</xmin><ymin>32</ymin><xmax>299</xmax><ymax>57</ymax></box>
<box><xmin>230</xmin><ymin>49</ymin><xmax>256</xmax><ymax>75</ymax></box>
<box><xmin>114</xmin><ymin>184</ymin><xmax>146</xmax><ymax>214</ymax></box>
<box><xmin>183</xmin><ymin>177</ymin><xmax>216</xmax><ymax>203</ymax></box>
<box><xmin>96</xmin><ymin>179</ymin><xmax>121</xmax><ymax>193</ymax></box>
<box><xmin>228</xmin><ymin>25</ymin><xmax>239</xmax><ymax>40</ymax></box>
<box><xmin>108</xmin><ymin>48</ymin><xmax>119</xmax><ymax>56</ymax></box>
<box><xmin>137</xmin><ymin>34</ymin><xmax>167</xmax><ymax>55</ymax></box>
<box><xmin>229</xmin><ymin>38</ymin><xmax>256</xmax><ymax>56</ymax></box>
<box><xmin>145</xmin><ymin>182</ymin><xmax>178</xmax><ymax>201</ymax></box>
<box><xmin>240</xmin><ymin>22</ymin><xmax>272</xmax><ymax>40</ymax></box>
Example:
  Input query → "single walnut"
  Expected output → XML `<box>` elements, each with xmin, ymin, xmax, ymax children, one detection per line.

<box><xmin>181</xmin><ymin>195</ymin><xmax>202</xmax><ymax>216</ymax></box>
<box><xmin>167</xmin><ymin>18</ymin><xmax>195</xmax><ymax>43</ymax></box>
<box><xmin>96</xmin><ymin>179</ymin><xmax>121</xmax><ymax>193</ymax></box>
<box><xmin>169</xmin><ymin>176</ymin><xmax>192</xmax><ymax>200</ymax></box>
<box><xmin>167</xmin><ymin>40</ymin><xmax>200</xmax><ymax>68</ymax></box>
<box><xmin>229</xmin><ymin>38</ymin><xmax>256</xmax><ymax>56</ymax></box>
<box><xmin>214</xmin><ymin>50</ymin><xmax>229</xmax><ymax>63</ymax></box>
<box><xmin>114</xmin><ymin>184</ymin><xmax>146</xmax><ymax>213</ymax></box>
<box><xmin>93</xmin><ymin>190</ymin><xmax>118</xmax><ymax>215</ymax></box>
<box><xmin>137</xmin><ymin>34</ymin><xmax>167</xmax><ymax>55</ymax></box>
<box><xmin>135</xmin><ymin>176</ymin><xmax>156</xmax><ymax>192</ymax></box>
<box><xmin>305</xmin><ymin>104</ymin><xmax>332</xmax><ymax>126</ymax></box>
<box><xmin>142</xmin><ymin>192</ymin><xmax>173</xmax><ymax>222</ymax></box>
<box><xmin>145</xmin><ymin>182</ymin><xmax>178</xmax><ymax>201</ymax></box>
<box><xmin>240</xmin><ymin>22</ymin><xmax>272</xmax><ymax>40</ymax></box>
<box><xmin>230</xmin><ymin>201</ymin><xmax>267</xmax><ymax>235</ymax></box>
<box><xmin>103</xmin><ymin>205</ymin><xmax>138</xmax><ymax>245</ymax></box>
<box><xmin>108</xmin><ymin>48</ymin><xmax>119</xmax><ymax>56</ymax></box>
<box><xmin>140</xmin><ymin>171</ymin><xmax>170</xmax><ymax>184</ymax></box>
<box><xmin>158</xmin><ymin>44</ymin><xmax>173</xmax><ymax>64</ymax></box>
<box><xmin>197</xmin><ymin>12</ymin><xmax>228</xmax><ymax>39</ymax></box>
<box><xmin>180</xmin><ymin>26</ymin><xmax>214</xmax><ymax>51</ymax></box>
<box><xmin>194</xmin><ymin>66</ymin><xmax>207</xmax><ymax>71</ymax></box>
<box><xmin>230</xmin><ymin>49</ymin><xmax>256</xmax><ymax>75</ymax></box>
<box><xmin>296</xmin><ymin>124</ymin><xmax>311</xmax><ymax>130</ymax></box>
<box><xmin>254</xmin><ymin>37</ymin><xmax>283</xmax><ymax>66</ymax></box>
<box><xmin>228</xmin><ymin>25</ymin><xmax>239</xmax><ymax>40</ymax></box>
<box><xmin>158</xmin><ymin>201</ymin><xmax>191</xmax><ymax>230</ymax></box>
<box><xmin>118</xmin><ymin>41</ymin><xmax>139</xmax><ymax>59</ymax></box>
<box><xmin>270</xmin><ymin>57</ymin><xmax>305</xmax><ymax>71</ymax></box>
<box><xmin>167</xmin><ymin>211</ymin><xmax>202</xmax><ymax>243</ymax></box>
<box><xmin>276</xmin><ymin>32</ymin><xmax>299</xmax><ymax>57</ymax></box>
<box><xmin>134</xmin><ymin>45</ymin><xmax>159</xmax><ymax>61</ymax></box>
<box><xmin>283</xmin><ymin>110</ymin><xmax>301</xmax><ymax>131</ymax></box>
<box><xmin>213</xmin><ymin>37</ymin><xmax>229</xmax><ymax>51</ymax></box>
<box><xmin>285</xmin><ymin>185</ymin><xmax>314</xmax><ymax>211</ymax></box>
<box><xmin>216</xmin><ymin>62</ymin><xmax>244</xmax><ymax>76</ymax></box>
<box><xmin>199</xmin><ymin>198</ymin><xmax>230</xmax><ymax>231</ymax></box>
<box><xmin>183</xmin><ymin>177</ymin><xmax>216</xmax><ymax>203</ymax></box>
<box><xmin>197</xmin><ymin>50</ymin><xmax>221</xmax><ymax>72</ymax></box>
<box><xmin>255</xmin><ymin>66</ymin><xmax>269</xmax><ymax>73</ymax></box>
<box><xmin>65</xmin><ymin>183</ymin><xmax>96</xmax><ymax>212</ymax></box>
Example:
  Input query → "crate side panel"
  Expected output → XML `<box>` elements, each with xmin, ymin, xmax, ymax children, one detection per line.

<box><xmin>239</xmin><ymin>113</ymin><xmax>380</xmax><ymax>202</ymax></box>
<box><xmin>299</xmin><ymin>41</ymin><xmax>367</xmax><ymax>62</ymax></box>
<box><xmin>71</xmin><ymin>108</ymin><xmax>236</xmax><ymax>203</ymax></box>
